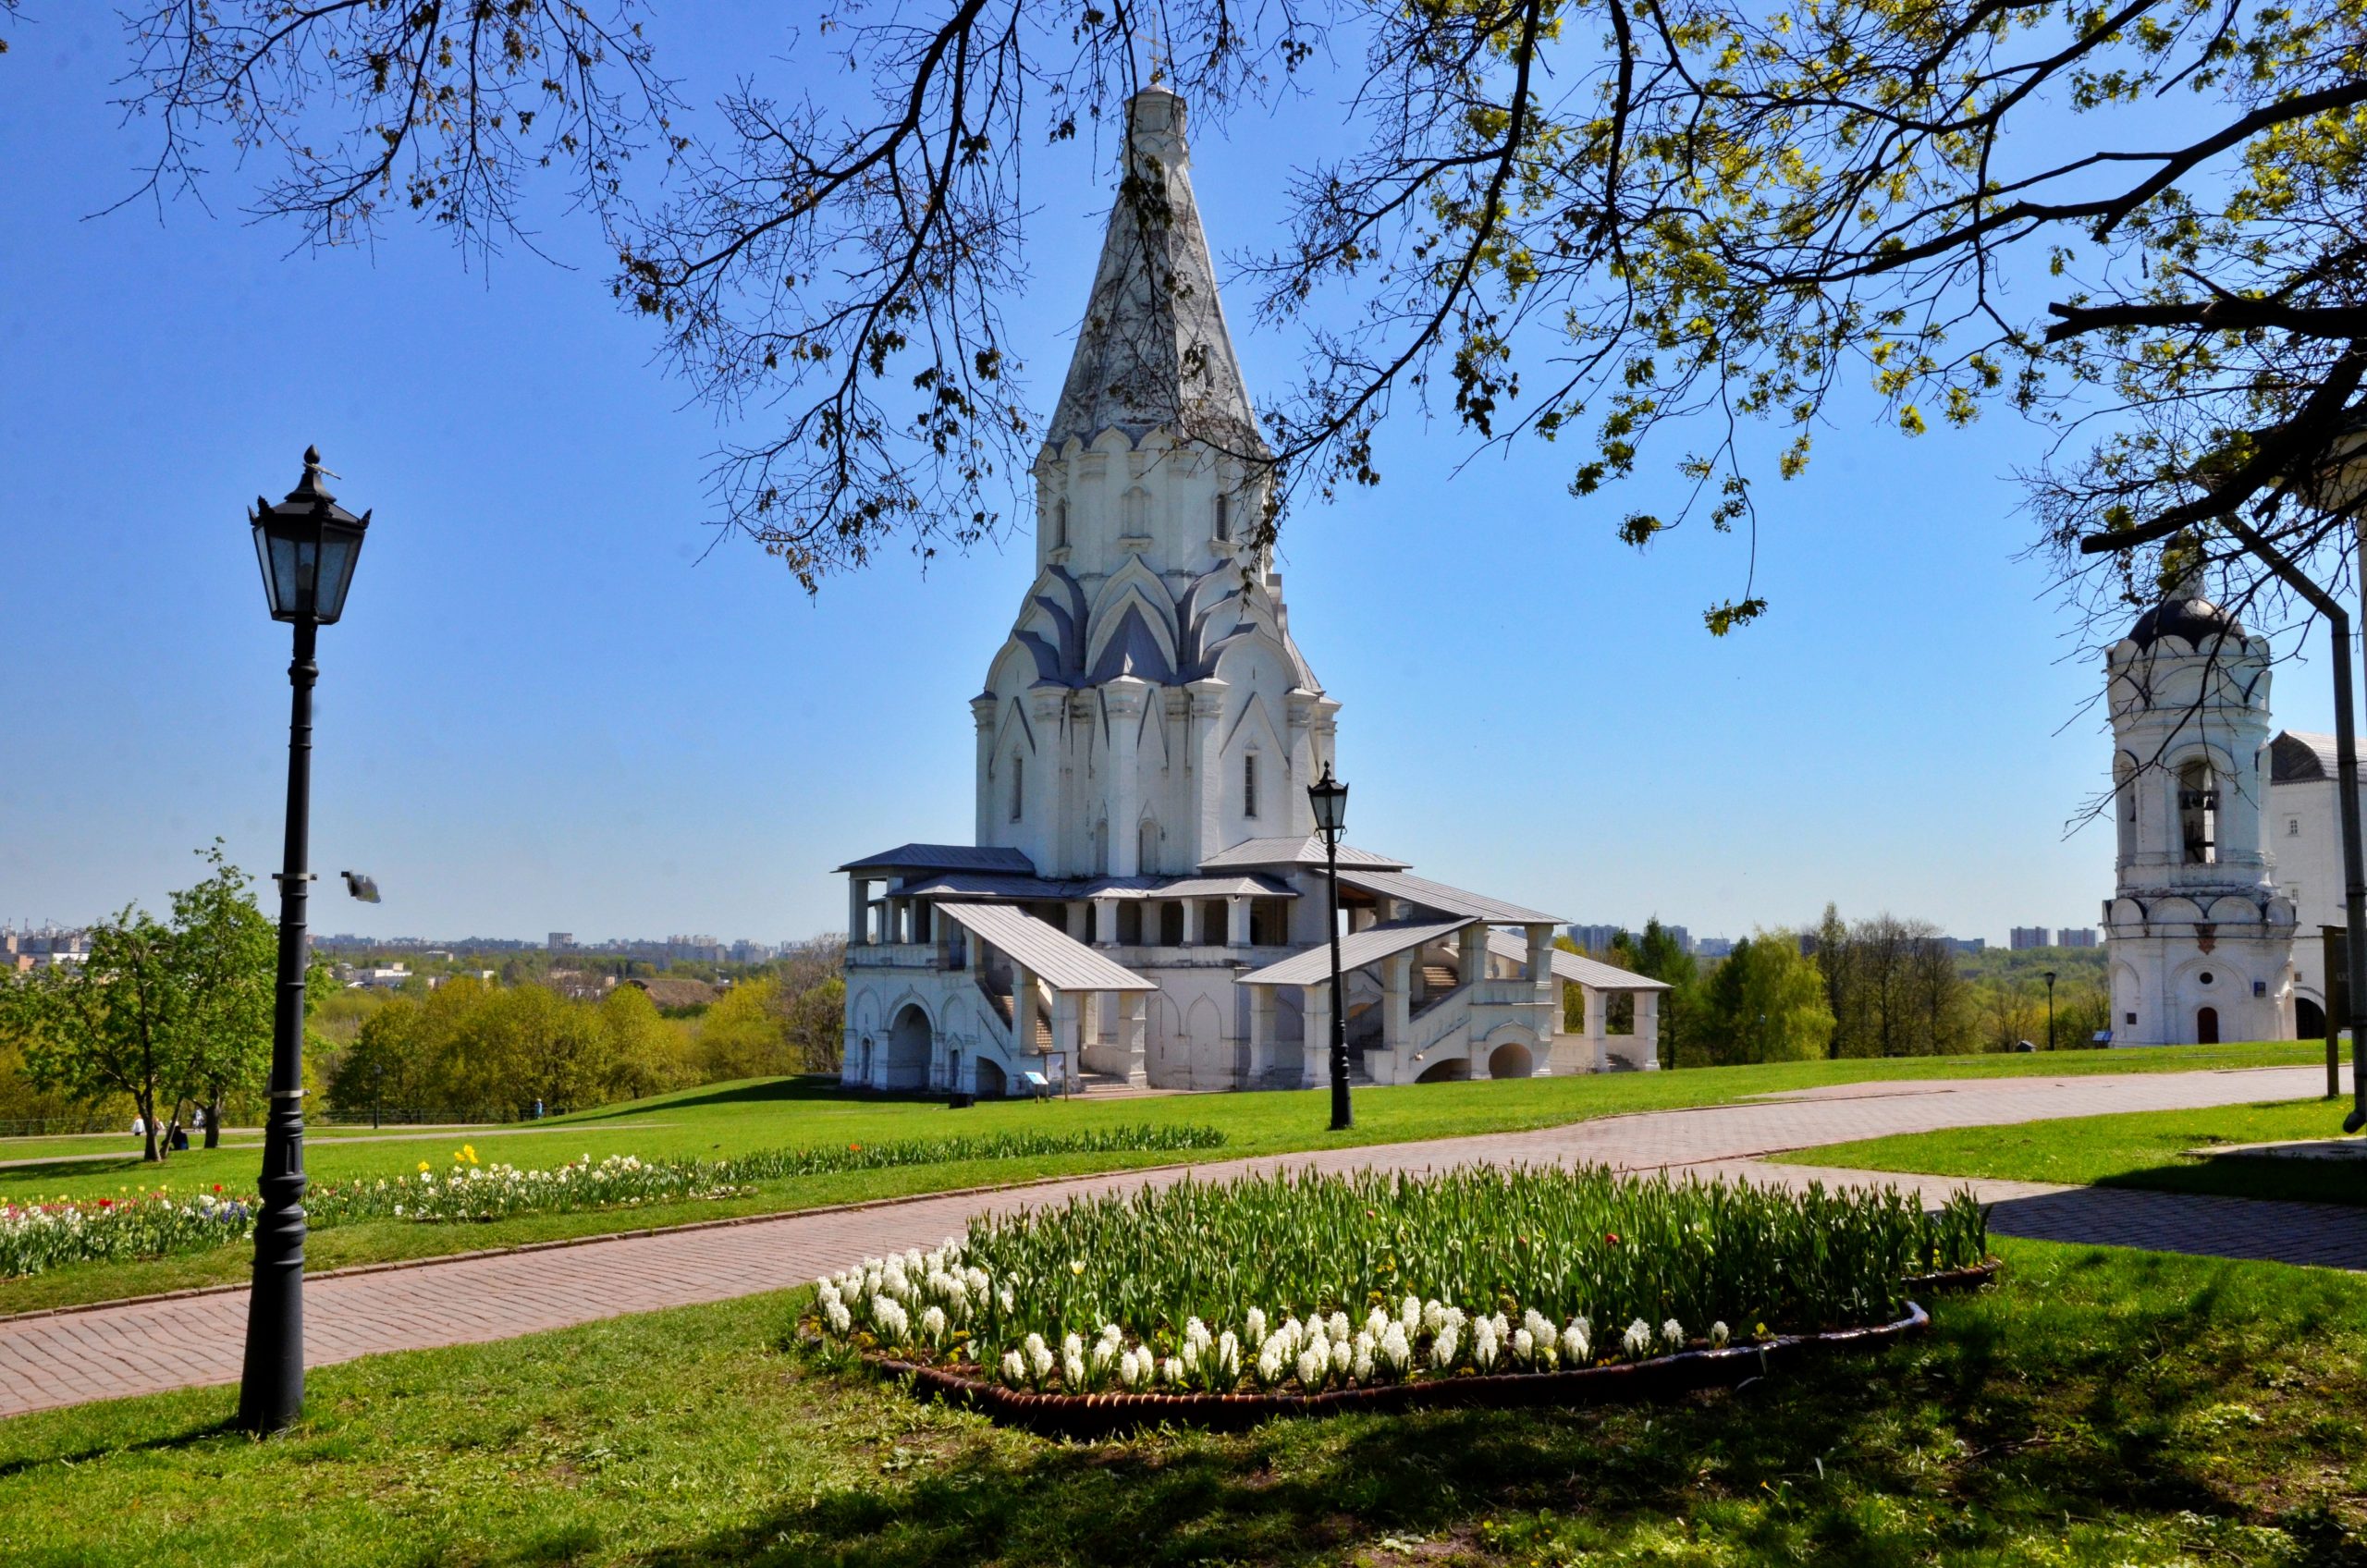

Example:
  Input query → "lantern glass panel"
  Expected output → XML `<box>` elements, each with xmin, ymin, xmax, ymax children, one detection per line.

<box><xmin>1307</xmin><ymin>772</ymin><xmax>1348</xmax><ymax>836</ymax></box>
<box><xmin>313</xmin><ymin>531</ymin><xmax>362</xmax><ymax>623</ymax></box>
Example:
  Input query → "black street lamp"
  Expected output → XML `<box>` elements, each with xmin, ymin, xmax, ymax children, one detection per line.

<box><xmin>1306</xmin><ymin>763</ymin><xmax>1352</xmax><ymax>1132</ymax></box>
<box><xmin>2042</xmin><ymin>970</ymin><xmax>2059</xmax><ymax>1053</ymax></box>
<box><xmin>239</xmin><ymin>447</ymin><xmax>369</xmax><ymax>1434</ymax></box>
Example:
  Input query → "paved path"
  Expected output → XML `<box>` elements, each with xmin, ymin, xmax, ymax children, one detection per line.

<box><xmin>1</xmin><ymin>1065</ymin><xmax>2355</xmax><ymax>1419</ymax></box>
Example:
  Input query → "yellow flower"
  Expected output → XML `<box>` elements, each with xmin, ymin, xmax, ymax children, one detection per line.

<box><xmin>1069</xmin><ymin>1259</ymin><xmax>1086</xmax><ymax>1277</ymax></box>
<box><xmin>462</xmin><ymin>1145</ymin><xmax>478</xmax><ymax>1165</ymax></box>
<box><xmin>418</xmin><ymin>1160</ymin><xmax>432</xmax><ymax>1174</ymax></box>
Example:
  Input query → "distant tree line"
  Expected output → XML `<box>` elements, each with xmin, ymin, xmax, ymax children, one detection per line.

<box><xmin>1576</xmin><ymin>909</ymin><xmax>2116</xmax><ymax>1067</ymax></box>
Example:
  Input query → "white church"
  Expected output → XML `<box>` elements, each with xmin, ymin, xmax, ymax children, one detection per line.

<box><xmin>835</xmin><ymin>87</ymin><xmax>1667</xmax><ymax>1096</ymax></box>
<box><xmin>2103</xmin><ymin>568</ymin><xmax>2356</xmax><ymax>1044</ymax></box>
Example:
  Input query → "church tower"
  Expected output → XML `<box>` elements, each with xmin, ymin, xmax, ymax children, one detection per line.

<box><xmin>2103</xmin><ymin>570</ymin><xmax>2295</xmax><ymax>1044</ymax></box>
<box><xmin>971</xmin><ymin>87</ymin><xmax>1337</xmax><ymax>879</ymax></box>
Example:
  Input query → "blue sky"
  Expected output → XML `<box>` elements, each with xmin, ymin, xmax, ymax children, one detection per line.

<box><xmin>2</xmin><ymin>7</ymin><xmax>2324</xmax><ymax>947</ymax></box>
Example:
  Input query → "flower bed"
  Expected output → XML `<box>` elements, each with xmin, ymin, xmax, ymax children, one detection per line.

<box><xmin>804</xmin><ymin>1164</ymin><xmax>1989</xmax><ymax>1427</ymax></box>
<box><xmin>0</xmin><ymin>1123</ymin><xmax>1227</xmax><ymax>1279</ymax></box>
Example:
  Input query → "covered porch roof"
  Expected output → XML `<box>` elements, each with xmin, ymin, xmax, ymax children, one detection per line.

<box><xmin>1334</xmin><ymin>868</ymin><xmax>1564</xmax><ymax>925</ymax></box>
<box><xmin>935</xmin><ymin>902</ymin><xmax>1158</xmax><ymax>993</ymax></box>
<box><xmin>1485</xmin><ymin>931</ymin><xmax>1672</xmax><ymax>991</ymax></box>
<box><xmin>1237</xmin><ymin>918</ymin><xmax>1474</xmax><ymax>987</ymax></box>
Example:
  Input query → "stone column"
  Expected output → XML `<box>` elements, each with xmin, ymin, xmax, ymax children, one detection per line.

<box><xmin>1066</xmin><ymin>900</ymin><xmax>1091</xmax><ymax>941</ymax></box>
<box><xmin>1584</xmin><ymin>986</ymin><xmax>1608</xmax><ymax>1072</ymax></box>
<box><xmin>847</xmin><ymin>877</ymin><xmax>869</xmax><ymax>947</ymax></box>
<box><xmin>1123</xmin><ymin>993</ymin><xmax>1149</xmax><ymax>1084</ymax></box>
<box><xmin>1381</xmin><ymin>951</ymin><xmax>1413</xmax><ymax>1079</ymax></box>
<box><xmin>971</xmin><ymin>694</ymin><xmax>1000</xmax><ymax>846</ymax></box>
<box><xmin>1014</xmin><ymin>965</ymin><xmax>1039</xmax><ymax>1058</ymax></box>
<box><xmin>1049</xmin><ymin>991</ymin><xmax>1080</xmax><ymax>1087</ymax></box>
<box><xmin>1229</xmin><ymin>895</ymin><xmax>1253</xmax><ymax>947</ymax></box>
<box><xmin>1248</xmin><ymin>986</ymin><xmax>1277</xmax><ymax>1081</ymax></box>
<box><xmin>1285</xmin><ymin>691</ymin><xmax>1320</xmax><ymax>837</ymax></box>
<box><xmin>1106</xmin><ymin>676</ymin><xmax>1150</xmax><ymax>876</ymax></box>
<box><xmin>1182</xmin><ymin>899</ymin><xmax>1203</xmax><ymax>947</ymax></box>
<box><xmin>1030</xmin><ymin>688</ymin><xmax>1069</xmax><ymax>874</ymax></box>
<box><xmin>1186</xmin><ymin>677</ymin><xmax>1230</xmax><ymax>864</ymax></box>
<box><xmin>1093</xmin><ymin>899</ymin><xmax>1119</xmax><ymax>946</ymax></box>
<box><xmin>1636</xmin><ymin>990</ymin><xmax>1662</xmax><ymax>1070</ymax></box>
<box><xmin>1525</xmin><ymin>924</ymin><xmax>1552</xmax><ymax>986</ymax></box>
<box><xmin>1457</xmin><ymin>924</ymin><xmax>1487</xmax><ymax>989</ymax></box>
<box><xmin>1300</xmin><ymin>982</ymin><xmax>1331</xmax><ymax>1089</ymax></box>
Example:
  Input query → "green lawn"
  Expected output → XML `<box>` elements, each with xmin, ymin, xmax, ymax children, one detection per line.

<box><xmin>0</xmin><ymin>1045</ymin><xmax>2327</xmax><ymax>1316</ymax></box>
<box><xmin>1784</xmin><ymin>1095</ymin><xmax>2367</xmax><ymax>1206</ymax></box>
<box><xmin>0</xmin><ymin>1238</ymin><xmax>2360</xmax><ymax>1566</ymax></box>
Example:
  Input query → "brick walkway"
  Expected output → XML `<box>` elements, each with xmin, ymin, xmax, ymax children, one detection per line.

<box><xmin>0</xmin><ymin>1065</ymin><xmax>2354</xmax><ymax>1419</ymax></box>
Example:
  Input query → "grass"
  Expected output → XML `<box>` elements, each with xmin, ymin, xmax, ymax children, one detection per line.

<box><xmin>1784</xmin><ymin>1095</ymin><xmax>2367</xmax><ymax>1206</ymax></box>
<box><xmin>0</xmin><ymin>1044</ymin><xmax>2324</xmax><ymax>1316</ymax></box>
<box><xmin>0</xmin><ymin>1237</ymin><xmax>2361</xmax><ymax>1566</ymax></box>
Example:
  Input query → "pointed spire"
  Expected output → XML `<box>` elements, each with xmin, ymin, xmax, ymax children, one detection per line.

<box><xmin>1045</xmin><ymin>89</ymin><xmax>1260</xmax><ymax>454</ymax></box>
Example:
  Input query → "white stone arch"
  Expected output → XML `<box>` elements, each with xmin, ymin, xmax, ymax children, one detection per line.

<box><xmin>1481</xmin><ymin>1023</ymin><xmax>1539</xmax><ymax>1080</ymax></box>
<box><xmin>1185</xmin><ymin>995</ymin><xmax>1223</xmax><ymax>1052</ymax></box>
<box><xmin>1137</xmin><ymin>810</ymin><xmax>1164</xmax><ymax>876</ymax></box>
<box><xmin>881</xmin><ymin>996</ymin><xmax>937</xmax><ymax>1090</ymax></box>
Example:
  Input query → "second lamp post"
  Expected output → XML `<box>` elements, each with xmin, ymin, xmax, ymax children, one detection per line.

<box><xmin>1307</xmin><ymin>764</ymin><xmax>1352</xmax><ymax>1131</ymax></box>
<box><xmin>239</xmin><ymin>447</ymin><xmax>370</xmax><ymax>1434</ymax></box>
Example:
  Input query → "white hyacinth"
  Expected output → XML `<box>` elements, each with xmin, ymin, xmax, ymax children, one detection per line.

<box><xmin>1332</xmin><ymin>1334</ymin><xmax>1357</xmax><ymax>1380</ymax></box>
<box><xmin>921</xmin><ymin>1305</ymin><xmax>949</xmax><ymax>1344</ymax></box>
<box><xmin>1472</xmin><ymin>1316</ymin><xmax>1501</xmax><ymax>1372</ymax></box>
<box><xmin>1118</xmin><ymin>1347</ymin><xmax>1146</xmax><ymax>1389</ymax></box>
<box><xmin>1380</xmin><ymin>1321</ymin><xmax>1412</xmax><ymax>1377</ymax></box>
<box><xmin>1512</xmin><ymin>1328</ymin><xmax>1536</xmax><ymax>1367</ymax></box>
<box><xmin>1400</xmin><ymin>1295</ymin><xmax>1423</xmax><ymax>1333</ymax></box>
<box><xmin>816</xmin><ymin>1279</ymin><xmax>840</xmax><ymax>1308</ymax></box>
<box><xmin>1091</xmin><ymin>1329</ymin><xmax>1121</xmax><ymax>1378</ymax></box>
<box><xmin>825</xmin><ymin>1301</ymin><xmax>853</xmax><ymax>1336</ymax></box>
<box><xmin>964</xmin><ymin>1266</ymin><xmax>990</xmax><ymax>1301</ymax></box>
<box><xmin>1001</xmin><ymin>1350</ymin><xmax>1027</xmax><ymax>1387</ymax></box>
<box><xmin>1421</xmin><ymin>1299</ymin><xmax>1447</xmax><ymax>1335</ymax></box>
<box><xmin>1353</xmin><ymin>1330</ymin><xmax>1377</xmax><ymax>1383</ymax></box>
<box><xmin>997</xmin><ymin>1285</ymin><xmax>1016</xmax><ymax>1315</ymax></box>
<box><xmin>1328</xmin><ymin>1311</ymin><xmax>1352</xmax><ymax>1344</ymax></box>
<box><xmin>1256</xmin><ymin>1338</ymin><xmax>1287</xmax><ymax>1389</ymax></box>
<box><xmin>1245</xmin><ymin>1306</ymin><xmax>1269</xmax><ymax>1348</ymax></box>
<box><xmin>1295</xmin><ymin>1344</ymin><xmax>1327</xmax><ymax>1390</ymax></box>
<box><xmin>1062</xmin><ymin>1333</ymin><xmax>1087</xmax><ymax>1389</ymax></box>
<box><xmin>870</xmin><ymin>1294</ymin><xmax>910</xmax><ymax>1344</ymax></box>
<box><xmin>1025</xmin><ymin>1333</ymin><xmax>1055</xmax><ymax>1384</ymax></box>
<box><xmin>1622</xmin><ymin>1319</ymin><xmax>1652</xmax><ymax>1358</ymax></box>
<box><xmin>1162</xmin><ymin>1356</ymin><xmax>1185</xmax><ymax>1387</ymax></box>
<box><xmin>1432</xmin><ymin>1322</ymin><xmax>1461</xmax><ymax>1370</ymax></box>
<box><xmin>1662</xmin><ymin>1318</ymin><xmax>1686</xmax><ymax>1352</ymax></box>
<box><xmin>1564</xmin><ymin>1316</ymin><xmax>1592</xmax><ymax>1366</ymax></box>
<box><xmin>1216</xmin><ymin>1329</ymin><xmax>1242</xmax><ymax>1384</ymax></box>
<box><xmin>1711</xmin><ymin>1321</ymin><xmax>1732</xmax><ymax>1348</ymax></box>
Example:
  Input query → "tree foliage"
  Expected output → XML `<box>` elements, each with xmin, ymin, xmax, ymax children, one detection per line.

<box><xmin>90</xmin><ymin>1</ymin><xmax>2367</xmax><ymax>625</ymax></box>
<box><xmin>1814</xmin><ymin>905</ymin><xmax>1978</xmax><ymax>1058</ymax></box>
<box><xmin>1696</xmin><ymin>929</ymin><xmax>1835</xmax><ymax>1063</ymax></box>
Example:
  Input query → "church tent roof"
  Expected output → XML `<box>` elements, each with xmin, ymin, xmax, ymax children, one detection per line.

<box><xmin>836</xmin><ymin>844</ymin><xmax>1036</xmax><ymax>875</ymax></box>
<box><xmin>935</xmin><ymin>903</ymin><xmax>1158</xmax><ymax>993</ymax></box>
<box><xmin>1485</xmin><ymin>931</ymin><xmax>1671</xmax><ymax>992</ymax></box>
<box><xmin>1238</xmin><ymin>919</ymin><xmax>1474</xmax><ymax>988</ymax></box>
<box><xmin>1200</xmin><ymin>836</ymin><xmax>1411</xmax><ymax>872</ymax></box>
<box><xmin>1335</xmin><ymin>868</ymin><xmax>1564</xmax><ymax>925</ymax></box>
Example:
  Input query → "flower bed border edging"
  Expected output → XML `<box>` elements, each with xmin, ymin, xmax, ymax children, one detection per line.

<box><xmin>834</xmin><ymin>1264</ymin><xmax>2000</xmax><ymax>1439</ymax></box>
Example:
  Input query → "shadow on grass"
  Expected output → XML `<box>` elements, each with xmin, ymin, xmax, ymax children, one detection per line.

<box><xmin>554</xmin><ymin>1077</ymin><xmax>865</xmax><ymax>1122</ymax></box>
<box><xmin>0</xmin><ymin>1415</ymin><xmax>240</xmax><ymax>1482</ymax></box>
<box><xmin>632</xmin><ymin>1255</ymin><xmax>2364</xmax><ymax>1568</ymax></box>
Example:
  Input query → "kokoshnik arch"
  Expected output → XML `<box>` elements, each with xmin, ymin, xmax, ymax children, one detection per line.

<box><xmin>834</xmin><ymin>88</ymin><xmax>1668</xmax><ymax>1096</ymax></box>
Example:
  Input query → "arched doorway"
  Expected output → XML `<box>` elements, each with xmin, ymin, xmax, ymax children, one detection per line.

<box><xmin>1486</xmin><ymin>1039</ymin><xmax>1537</xmax><ymax>1079</ymax></box>
<box><xmin>2195</xmin><ymin>1005</ymin><xmax>2220</xmax><ymax>1045</ymax></box>
<box><xmin>884</xmin><ymin>1004</ymin><xmax>933</xmax><ymax>1089</ymax></box>
<box><xmin>2299</xmin><ymin>997</ymin><xmax>2326</xmax><ymax>1039</ymax></box>
<box><xmin>975</xmin><ymin>1058</ymin><xmax>1008</xmax><ymax>1098</ymax></box>
<box><xmin>1416</xmin><ymin>1057</ymin><xmax>1471</xmax><ymax>1084</ymax></box>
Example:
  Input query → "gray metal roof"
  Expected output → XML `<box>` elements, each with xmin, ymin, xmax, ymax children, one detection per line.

<box><xmin>1238</xmin><ymin>919</ymin><xmax>1474</xmax><ymax>987</ymax></box>
<box><xmin>836</xmin><ymin>843</ymin><xmax>1036</xmax><ymax>875</ymax></box>
<box><xmin>1336</xmin><ymin>868</ymin><xmax>1564</xmax><ymax>925</ymax></box>
<box><xmin>897</xmin><ymin>871</ymin><xmax>1297</xmax><ymax>902</ymax></box>
<box><xmin>896</xmin><ymin>873</ymin><xmax>1073</xmax><ymax>901</ymax></box>
<box><xmin>1200</xmin><ymin>836</ymin><xmax>1412</xmax><ymax>872</ymax></box>
<box><xmin>936</xmin><ymin>903</ymin><xmax>1159</xmax><ymax>992</ymax></box>
<box><xmin>2272</xmin><ymin>730</ymin><xmax>2342</xmax><ymax>784</ymax></box>
<box><xmin>1486</xmin><ymin>931</ymin><xmax>1672</xmax><ymax>992</ymax></box>
<box><xmin>1139</xmin><ymin>875</ymin><xmax>1298</xmax><ymax>900</ymax></box>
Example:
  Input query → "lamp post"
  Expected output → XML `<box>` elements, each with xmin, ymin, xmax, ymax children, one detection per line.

<box><xmin>1307</xmin><ymin>763</ymin><xmax>1352</xmax><ymax>1131</ymax></box>
<box><xmin>2042</xmin><ymin>970</ymin><xmax>2058</xmax><ymax>1053</ymax></box>
<box><xmin>239</xmin><ymin>447</ymin><xmax>369</xmax><ymax>1434</ymax></box>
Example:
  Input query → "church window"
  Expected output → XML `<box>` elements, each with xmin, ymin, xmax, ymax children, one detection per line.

<box><xmin>1243</xmin><ymin>753</ymin><xmax>1259</xmax><ymax>818</ymax></box>
<box><xmin>1010</xmin><ymin>754</ymin><xmax>1024</xmax><ymax>821</ymax></box>
<box><xmin>2289</xmin><ymin>816</ymin><xmax>2301</xmax><ymax>836</ymax></box>
<box><xmin>1121</xmin><ymin>486</ymin><xmax>1150</xmax><ymax>534</ymax></box>
<box><xmin>2199</xmin><ymin>971</ymin><xmax>2214</xmax><ymax>986</ymax></box>
<box><xmin>2178</xmin><ymin>760</ymin><xmax>2219</xmax><ymax>864</ymax></box>
<box><xmin>1055</xmin><ymin>499</ymin><xmax>1070</xmax><ymax>548</ymax></box>
<box><xmin>1138</xmin><ymin>817</ymin><xmax>1159</xmax><ymax>874</ymax></box>
<box><xmin>1214</xmin><ymin>494</ymin><xmax>1230</xmax><ymax>540</ymax></box>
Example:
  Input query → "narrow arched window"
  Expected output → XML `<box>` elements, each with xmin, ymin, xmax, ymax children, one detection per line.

<box><xmin>1055</xmin><ymin>499</ymin><xmax>1070</xmax><ymax>548</ymax></box>
<box><xmin>2178</xmin><ymin>759</ymin><xmax>2219</xmax><ymax>864</ymax></box>
<box><xmin>1243</xmin><ymin>753</ymin><xmax>1259</xmax><ymax>819</ymax></box>
<box><xmin>1213</xmin><ymin>493</ymin><xmax>1230</xmax><ymax>540</ymax></box>
<box><xmin>1009</xmin><ymin>753</ymin><xmax>1024</xmax><ymax>821</ymax></box>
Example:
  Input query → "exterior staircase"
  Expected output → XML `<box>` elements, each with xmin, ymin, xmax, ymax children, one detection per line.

<box><xmin>981</xmin><ymin>975</ymin><xmax>1054</xmax><ymax>1049</ymax></box>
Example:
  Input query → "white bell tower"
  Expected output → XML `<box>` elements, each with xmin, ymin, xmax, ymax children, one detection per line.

<box><xmin>2103</xmin><ymin>571</ymin><xmax>2295</xmax><ymax>1044</ymax></box>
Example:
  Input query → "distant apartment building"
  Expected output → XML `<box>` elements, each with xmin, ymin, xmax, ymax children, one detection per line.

<box><xmin>1566</xmin><ymin>924</ymin><xmax>1625</xmax><ymax>953</ymax></box>
<box><xmin>2009</xmin><ymin>926</ymin><xmax>2052</xmax><ymax>950</ymax></box>
<box><xmin>548</xmin><ymin>932</ymin><xmax>575</xmax><ymax>950</ymax></box>
<box><xmin>1943</xmin><ymin>937</ymin><xmax>1988</xmax><ymax>956</ymax></box>
<box><xmin>1693</xmin><ymin>937</ymin><xmax>1735</xmax><ymax>959</ymax></box>
<box><xmin>1</xmin><ymin>926</ymin><xmax>92</xmax><ymax>969</ymax></box>
<box><xmin>2055</xmin><ymin>927</ymin><xmax>2099</xmax><ymax>949</ymax></box>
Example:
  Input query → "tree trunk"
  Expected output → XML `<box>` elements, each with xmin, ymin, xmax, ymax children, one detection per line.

<box><xmin>140</xmin><ymin>1090</ymin><xmax>159</xmax><ymax>1163</ymax></box>
<box><xmin>203</xmin><ymin>1090</ymin><xmax>223</xmax><ymax>1148</ymax></box>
